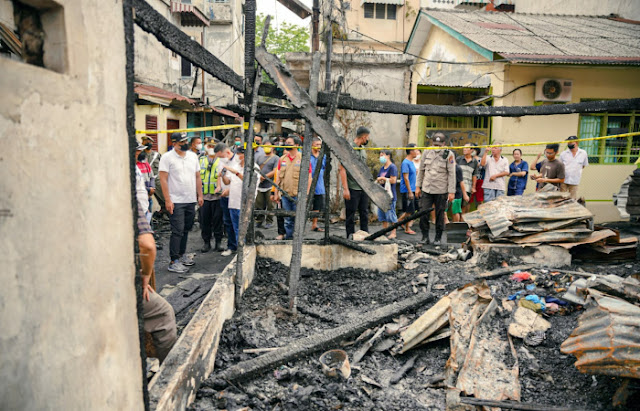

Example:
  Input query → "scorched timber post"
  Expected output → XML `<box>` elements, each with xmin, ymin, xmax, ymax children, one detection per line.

<box><xmin>234</xmin><ymin>1</ymin><xmax>260</xmax><ymax>309</ymax></box>
<box><xmin>288</xmin><ymin>52</ymin><xmax>322</xmax><ymax>311</ymax></box>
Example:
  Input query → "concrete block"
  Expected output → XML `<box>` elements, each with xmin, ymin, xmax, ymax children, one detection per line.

<box><xmin>256</xmin><ymin>241</ymin><xmax>398</xmax><ymax>272</ymax></box>
<box><xmin>148</xmin><ymin>245</ymin><xmax>256</xmax><ymax>411</ymax></box>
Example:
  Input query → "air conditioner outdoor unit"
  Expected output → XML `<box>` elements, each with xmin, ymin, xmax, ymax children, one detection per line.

<box><xmin>534</xmin><ymin>78</ymin><xmax>573</xmax><ymax>102</ymax></box>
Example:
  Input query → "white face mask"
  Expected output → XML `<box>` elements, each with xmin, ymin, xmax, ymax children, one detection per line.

<box><xmin>414</xmin><ymin>154</ymin><xmax>421</xmax><ymax>161</ymax></box>
<box><xmin>206</xmin><ymin>147</ymin><xmax>214</xmax><ymax>156</ymax></box>
<box><xmin>196</xmin><ymin>143</ymin><xmax>203</xmax><ymax>151</ymax></box>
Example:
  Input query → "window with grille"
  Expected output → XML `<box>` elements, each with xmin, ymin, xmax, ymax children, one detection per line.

<box><xmin>578</xmin><ymin>111</ymin><xmax>640</xmax><ymax>164</ymax></box>
<box><xmin>364</xmin><ymin>3</ymin><xmax>397</xmax><ymax>20</ymax></box>
<box><xmin>181</xmin><ymin>56</ymin><xmax>191</xmax><ymax>77</ymax></box>
<box><xmin>145</xmin><ymin>115</ymin><xmax>158</xmax><ymax>151</ymax></box>
<box><xmin>364</xmin><ymin>3</ymin><xmax>374</xmax><ymax>18</ymax></box>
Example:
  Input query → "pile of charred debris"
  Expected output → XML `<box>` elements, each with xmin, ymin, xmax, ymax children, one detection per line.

<box><xmin>464</xmin><ymin>188</ymin><xmax>638</xmax><ymax>263</ymax></box>
<box><xmin>189</xmin><ymin>240</ymin><xmax>640</xmax><ymax>410</ymax></box>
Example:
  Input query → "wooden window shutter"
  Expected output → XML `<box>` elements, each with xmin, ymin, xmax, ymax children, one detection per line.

<box><xmin>145</xmin><ymin>115</ymin><xmax>158</xmax><ymax>151</ymax></box>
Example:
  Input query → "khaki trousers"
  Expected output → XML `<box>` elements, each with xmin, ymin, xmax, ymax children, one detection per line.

<box><xmin>143</xmin><ymin>291</ymin><xmax>177</xmax><ymax>362</ymax></box>
<box><xmin>560</xmin><ymin>183</ymin><xmax>579</xmax><ymax>199</ymax></box>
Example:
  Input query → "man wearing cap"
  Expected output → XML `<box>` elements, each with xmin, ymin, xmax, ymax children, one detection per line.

<box><xmin>136</xmin><ymin>143</ymin><xmax>155</xmax><ymax>220</ymax></box>
<box><xmin>274</xmin><ymin>135</ymin><xmax>312</xmax><ymax>240</ymax></box>
<box><xmin>339</xmin><ymin>126</ymin><xmax>371</xmax><ymax>239</ymax></box>
<box><xmin>415</xmin><ymin>132</ymin><xmax>456</xmax><ymax>245</ymax></box>
<box><xmin>481</xmin><ymin>144</ymin><xmax>509</xmax><ymax>202</ymax></box>
<box><xmin>214</xmin><ymin>143</ymin><xmax>240</xmax><ymax>256</ymax></box>
<box><xmin>158</xmin><ymin>132</ymin><xmax>204</xmax><ymax>273</ymax></box>
<box><xmin>135</xmin><ymin>143</ymin><xmax>152</xmax><ymax>222</ymax></box>
<box><xmin>559</xmin><ymin>136</ymin><xmax>588</xmax><ymax>199</ymax></box>
<box><xmin>198</xmin><ymin>140</ymin><xmax>224</xmax><ymax>253</ymax></box>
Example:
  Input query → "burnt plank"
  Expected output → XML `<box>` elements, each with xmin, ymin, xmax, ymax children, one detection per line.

<box><xmin>255</xmin><ymin>46</ymin><xmax>391</xmax><ymax>211</ymax></box>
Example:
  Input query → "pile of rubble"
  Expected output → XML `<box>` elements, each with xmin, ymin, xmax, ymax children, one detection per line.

<box><xmin>464</xmin><ymin>189</ymin><xmax>638</xmax><ymax>263</ymax></box>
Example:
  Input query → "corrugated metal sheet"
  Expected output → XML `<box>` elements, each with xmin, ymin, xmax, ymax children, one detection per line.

<box><xmin>425</xmin><ymin>9</ymin><xmax>640</xmax><ymax>65</ymax></box>
<box><xmin>561</xmin><ymin>290</ymin><xmax>640</xmax><ymax>379</ymax></box>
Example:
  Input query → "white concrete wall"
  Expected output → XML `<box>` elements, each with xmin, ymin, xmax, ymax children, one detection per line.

<box><xmin>0</xmin><ymin>1</ymin><xmax>143</xmax><ymax>409</ymax></box>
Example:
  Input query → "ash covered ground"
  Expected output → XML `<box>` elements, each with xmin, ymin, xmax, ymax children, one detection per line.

<box><xmin>188</xmin><ymin>244</ymin><xmax>640</xmax><ymax>411</ymax></box>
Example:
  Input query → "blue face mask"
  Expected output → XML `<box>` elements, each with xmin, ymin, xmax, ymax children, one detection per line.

<box><xmin>379</xmin><ymin>156</ymin><xmax>387</xmax><ymax>164</ymax></box>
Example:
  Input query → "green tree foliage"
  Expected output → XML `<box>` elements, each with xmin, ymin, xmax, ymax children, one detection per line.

<box><xmin>256</xmin><ymin>13</ymin><xmax>310</xmax><ymax>61</ymax></box>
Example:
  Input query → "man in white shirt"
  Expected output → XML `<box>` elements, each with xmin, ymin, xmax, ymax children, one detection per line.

<box><xmin>214</xmin><ymin>142</ymin><xmax>241</xmax><ymax>256</ymax></box>
<box><xmin>158</xmin><ymin>132</ymin><xmax>203</xmax><ymax>273</ymax></box>
<box><xmin>559</xmin><ymin>136</ymin><xmax>589</xmax><ymax>199</ymax></box>
<box><xmin>481</xmin><ymin>144</ymin><xmax>509</xmax><ymax>202</ymax></box>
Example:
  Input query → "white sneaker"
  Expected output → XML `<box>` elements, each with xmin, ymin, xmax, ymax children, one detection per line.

<box><xmin>168</xmin><ymin>260</ymin><xmax>189</xmax><ymax>273</ymax></box>
<box><xmin>221</xmin><ymin>249</ymin><xmax>234</xmax><ymax>257</ymax></box>
<box><xmin>180</xmin><ymin>253</ymin><xmax>195</xmax><ymax>266</ymax></box>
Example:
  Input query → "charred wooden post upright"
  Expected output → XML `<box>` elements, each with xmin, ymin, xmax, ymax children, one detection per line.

<box><xmin>288</xmin><ymin>52</ymin><xmax>322</xmax><ymax>311</ymax></box>
<box><xmin>235</xmin><ymin>0</ymin><xmax>260</xmax><ymax>309</ymax></box>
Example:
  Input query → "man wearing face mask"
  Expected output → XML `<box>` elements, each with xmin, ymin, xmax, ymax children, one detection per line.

<box><xmin>559</xmin><ymin>136</ymin><xmax>588</xmax><ymax>199</ymax></box>
<box><xmin>190</xmin><ymin>135</ymin><xmax>203</xmax><ymax>157</ymax></box>
<box><xmin>275</xmin><ymin>136</ymin><xmax>312</xmax><ymax>240</ymax></box>
<box><xmin>198</xmin><ymin>142</ymin><xmax>224</xmax><ymax>253</ymax></box>
<box><xmin>339</xmin><ymin>126</ymin><xmax>372</xmax><ymax>239</ymax></box>
<box><xmin>142</xmin><ymin>136</ymin><xmax>162</xmax><ymax>211</ymax></box>
<box><xmin>415</xmin><ymin>132</ymin><xmax>456</xmax><ymax>246</ymax></box>
<box><xmin>158</xmin><ymin>132</ymin><xmax>204</xmax><ymax>273</ymax></box>
<box><xmin>135</xmin><ymin>143</ymin><xmax>153</xmax><ymax>223</ymax></box>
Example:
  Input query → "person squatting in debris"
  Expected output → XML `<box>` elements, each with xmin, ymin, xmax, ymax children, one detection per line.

<box><xmin>136</xmin><ymin>204</ymin><xmax>177</xmax><ymax>363</ymax></box>
<box><xmin>399</xmin><ymin>143</ymin><xmax>419</xmax><ymax>235</ymax></box>
<box><xmin>198</xmin><ymin>140</ymin><xmax>224</xmax><ymax>253</ymax></box>
<box><xmin>310</xmin><ymin>137</ymin><xmax>327</xmax><ymax>232</ymax></box>
<box><xmin>559</xmin><ymin>135</ymin><xmax>588</xmax><ymax>199</ymax></box>
<box><xmin>481</xmin><ymin>143</ymin><xmax>509</xmax><ymax>202</ymax></box>
<box><xmin>159</xmin><ymin>132</ymin><xmax>203</xmax><ymax>273</ymax></box>
<box><xmin>340</xmin><ymin>126</ymin><xmax>372</xmax><ymax>239</ymax></box>
<box><xmin>274</xmin><ymin>135</ymin><xmax>312</xmax><ymax>240</ymax></box>
<box><xmin>416</xmin><ymin>132</ymin><xmax>456</xmax><ymax>245</ymax></box>
<box><xmin>531</xmin><ymin>143</ymin><xmax>565</xmax><ymax>189</ymax></box>
<box><xmin>456</xmin><ymin>143</ymin><xmax>479</xmax><ymax>214</ymax></box>
<box><xmin>254</xmin><ymin>139</ymin><xmax>279</xmax><ymax>230</ymax></box>
<box><xmin>376</xmin><ymin>149</ymin><xmax>399</xmax><ymax>239</ymax></box>
<box><xmin>507</xmin><ymin>148</ymin><xmax>529</xmax><ymax>196</ymax></box>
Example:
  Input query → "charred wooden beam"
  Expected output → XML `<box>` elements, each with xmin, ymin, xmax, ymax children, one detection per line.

<box><xmin>329</xmin><ymin>235</ymin><xmax>377</xmax><ymax>255</ymax></box>
<box><xmin>364</xmin><ymin>208</ymin><xmax>433</xmax><ymax>241</ymax></box>
<box><xmin>216</xmin><ymin>291</ymin><xmax>436</xmax><ymax>382</ymax></box>
<box><xmin>458</xmin><ymin>397</ymin><xmax>577</xmax><ymax>411</ymax></box>
<box><xmin>132</xmin><ymin>0</ymin><xmax>243</xmax><ymax>91</ymax></box>
<box><xmin>235</xmin><ymin>5</ymin><xmax>261</xmax><ymax>309</ymax></box>
<box><xmin>288</xmin><ymin>52</ymin><xmax>322</xmax><ymax>311</ymax></box>
<box><xmin>255</xmin><ymin>46</ymin><xmax>391</xmax><ymax>211</ymax></box>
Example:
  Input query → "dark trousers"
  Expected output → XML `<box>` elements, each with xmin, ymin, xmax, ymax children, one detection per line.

<box><xmin>255</xmin><ymin>191</ymin><xmax>274</xmax><ymax>225</ymax></box>
<box><xmin>220</xmin><ymin>197</ymin><xmax>237</xmax><ymax>251</ymax></box>
<box><xmin>345</xmin><ymin>189</ymin><xmax>369</xmax><ymax>238</ymax></box>
<box><xmin>200</xmin><ymin>199</ymin><xmax>223</xmax><ymax>244</ymax></box>
<box><xmin>419</xmin><ymin>193</ymin><xmax>447</xmax><ymax>241</ymax></box>
<box><xmin>169</xmin><ymin>202</ymin><xmax>196</xmax><ymax>261</ymax></box>
<box><xmin>277</xmin><ymin>216</ymin><xmax>286</xmax><ymax>235</ymax></box>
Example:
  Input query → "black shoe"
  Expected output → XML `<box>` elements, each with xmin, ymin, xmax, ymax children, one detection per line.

<box><xmin>421</xmin><ymin>235</ymin><xmax>431</xmax><ymax>245</ymax></box>
<box><xmin>214</xmin><ymin>240</ymin><xmax>224</xmax><ymax>252</ymax></box>
<box><xmin>200</xmin><ymin>242</ymin><xmax>211</xmax><ymax>253</ymax></box>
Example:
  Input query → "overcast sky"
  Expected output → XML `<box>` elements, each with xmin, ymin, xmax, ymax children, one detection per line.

<box><xmin>257</xmin><ymin>0</ymin><xmax>313</xmax><ymax>28</ymax></box>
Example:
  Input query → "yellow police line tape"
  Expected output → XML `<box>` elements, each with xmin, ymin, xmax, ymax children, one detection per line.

<box><xmin>251</xmin><ymin>131</ymin><xmax>640</xmax><ymax>151</ymax></box>
<box><xmin>135</xmin><ymin>123</ymin><xmax>245</xmax><ymax>134</ymax></box>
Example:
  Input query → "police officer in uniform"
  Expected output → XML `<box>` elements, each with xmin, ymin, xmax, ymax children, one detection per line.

<box><xmin>415</xmin><ymin>132</ymin><xmax>456</xmax><ymax>245</ymax></box>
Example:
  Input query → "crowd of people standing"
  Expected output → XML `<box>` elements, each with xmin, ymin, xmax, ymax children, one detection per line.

<box><xmin>133</xmin><ymin>129</ymin><xmax>589</xmax><ymax>273</ymax></box>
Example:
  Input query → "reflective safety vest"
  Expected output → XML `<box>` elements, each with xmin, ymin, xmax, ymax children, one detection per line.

<box><xmin>199</xmin><ymin>156</ymin><xmax>220</xmax><ymax>195</ymax></box>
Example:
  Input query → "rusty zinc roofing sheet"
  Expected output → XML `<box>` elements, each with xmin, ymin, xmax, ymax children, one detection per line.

<box><xmin>425</xmin><ymin>9</ymin><xmax>640</xmax><ymax>65</ymax></box>
<box><xmin>561</xmin><ymin>290</ymin><xmax>640</xmax><ymax>379</ymax></box>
